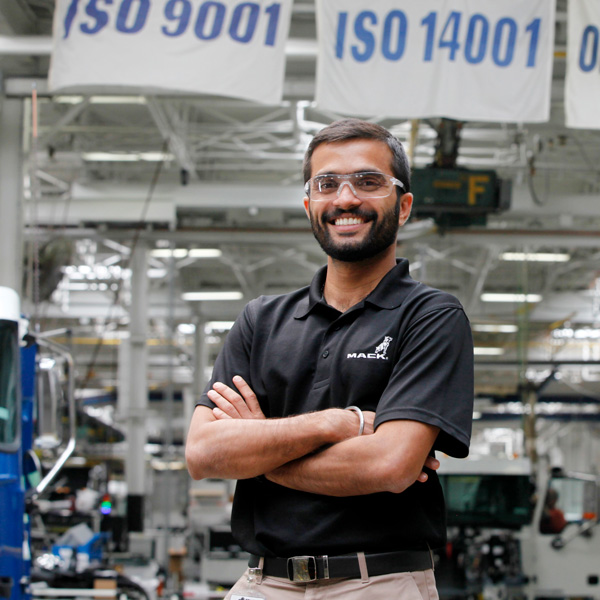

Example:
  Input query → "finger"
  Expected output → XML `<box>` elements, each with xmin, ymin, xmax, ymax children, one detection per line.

<box><xmin>212</xmin><ymin>382</ymin><xmax>254</xmax><ymax>418</ymax></box>
<box><xmin>424</xmin><ymin>456</ymin><xmax>440</xmax><ymax>471</ymax></box>
<box><xmin>232</xmin><ymin>376</ymin><xmax>264</xmax><ymax>418</ymax></box>
<box><xmin>212</xmin><ymin>407</ymin><xmax>232</xmax><ymax>420</ymax></box>
<box><xmin>208</xmin><ymin>389</ymin><xmax>243</xmax><ymax>419</ymax></box>
<box><xmin>416</xmin><ymin>471</ymin><xmax>429</xmax><ymax>483</ymax></box>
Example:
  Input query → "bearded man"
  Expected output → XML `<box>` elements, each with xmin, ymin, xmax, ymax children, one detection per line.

<box><xmin>186</xmin><ymin>118</ymin><xmax>474</xmax><ymax>599</ymax></box>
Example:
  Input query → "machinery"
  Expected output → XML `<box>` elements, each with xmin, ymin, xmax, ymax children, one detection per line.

<box><xmin>0</xmin><ymin>286</ymin><xmax>151</xmax><ymax>600</ymax></box>
<box><xmin>437</xmin><ymin>455</ymin><xmax>600</xmax><ymax>599</ymax></box>
<box><xmin>0</xmin><ymin>285</ymin><xmax>80</xmax><ymax>600</ymax></box>
<box><xmin>0</xmin><ymin>286</ymin><xmax>33</xmax><ymax>600</ymax></box>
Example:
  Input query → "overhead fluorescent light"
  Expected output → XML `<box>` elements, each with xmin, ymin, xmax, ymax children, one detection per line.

<box><xmin>500</xmin><ymin>252</ymin><xmax>571</xmax><ymax>262</ymax></box>
<box><xmin>481</xmin><ymin>293</ymin><xmax>542</xmax><ymax>303</ymax></box>
<box><xmin>90</xmin><ymin>95</ymin><xmax>147</xmax><ymax>104</ymax></box>
<box><xmin>63</xmin><ymin>282</ymin><xmax>90</xmax><ymax>291</ymax></box>
<box><xmin>205</xmin><ymin>321</ymin><xmax>235</xmax><ymax>333</ymax></box>
<box><xmin>182</xmin><ymin>291</ymin><xmax>243</xmax><ymax>301</ymax></box>
<box><xmin>177</xmin><ymin>323</ymin><xmax>196</xmax><ymax>335</ymax></box>
<box><xmin>151</xmin><ymin>248</ymin><xmax>188</xmax><ymax>258</ymax></box>
<box><xmin>139</xmin><ymin>152</ymin><xmax>174</xmax><ymax>161</ymax></box>
<box><xmin>55</xmin><ymin>95</ymin><xmax>147</xmax><ymax>105</ymax></box>
<box><xmin>82</xmin><ymin>152</ymin><xmax>174</xmax><ymax>162</ymax></box>
<box><xmin>150</xmin><ymin>248</ymin><xmax>222</xmax><ymax>258</ymax></box>
<box><xmin>147</xmin><ymin>268</ymin><xmax>167</xmax><ymax>279</ymax></box>
<box><xmin>552</xmin><ymin>327</ymin><xmax>600</xmax><ymax>340</ymax></box>
<box><xmin>188</xmin><ymin>249</ymin><xmax>222</xmax><ymax>258</ymax></box>
<box><xmin>472</xmin><ymin>324</ymin><xmax>518</xmax><ymax>333</ymax></box>
<box><xmin>474</xmin><ymin>347</ymin><xmax>505</xmax><ymax>355</ymax></box>
<box><xmin>82</xmin><ymin>152</ymin><xmax>138</xmax><ymax>162</ymax></box>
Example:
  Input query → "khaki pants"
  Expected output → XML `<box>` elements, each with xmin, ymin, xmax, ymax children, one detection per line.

<box><xmin>225</xmin><ymin>568</ymin><xmax>439</xmax><ymax>599</ymax></box>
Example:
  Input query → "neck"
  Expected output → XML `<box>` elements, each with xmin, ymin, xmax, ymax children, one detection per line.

<box><xmin>323</xmin><ymin>247</ymin><xmax>397</xmax><ymax>312</ymax></box>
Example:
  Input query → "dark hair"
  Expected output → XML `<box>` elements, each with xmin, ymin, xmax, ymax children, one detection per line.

<box><xmin>302</xmin><ymin>118</ymin><xmax>411</xmax><ymax>193</ymax></box>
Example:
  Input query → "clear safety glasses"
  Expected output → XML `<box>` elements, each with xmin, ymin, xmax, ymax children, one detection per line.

<box><xmin>304</xmin><ymin>171</ymin><xmax>405</xmax><ymax>202</ymax></box>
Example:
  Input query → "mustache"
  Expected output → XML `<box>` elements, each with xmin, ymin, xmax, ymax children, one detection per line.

<box><xmin>320</xmin><ymin>207</ymin><xmax>377</xmax><ymax>224</ymax></box>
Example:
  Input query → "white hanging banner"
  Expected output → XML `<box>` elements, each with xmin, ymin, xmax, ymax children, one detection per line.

<box><xmin>315</xmin><ymin>0</ymin><xmax>555</xmax><ymax>122</ymax></box>
<box><xmin>49</xmin><ymin>0</ymin><xmax>293</xmax><ymax>105</ymax></box>
<box><xmin>566</xmin><ymin>0</ymin><xmax>600</xmax><ymax>129</ymax></box>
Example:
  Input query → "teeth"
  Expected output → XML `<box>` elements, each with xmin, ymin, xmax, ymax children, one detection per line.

<box><xmin>335</xmin><ymin>217</ymin><xmax>364</xmax><ymax>226</ymax></box>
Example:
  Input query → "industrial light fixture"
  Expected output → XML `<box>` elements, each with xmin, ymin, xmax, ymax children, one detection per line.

<box><xmin>552</xmin><ymin>327</ymin><xmax>600</xmax><ymax>340</ymax></box>
<box><xmin>500</xmin><ymin>252</ymin><xmax>571</xmax><ymax>262</ymax></box>
<box><xmin>82</xmin><ymin>152</ymin><xmax>174</xmax><ymax>162</ymax></box>
<box><xmin>176</xmin><ymin>321</ymin><xmax>235</xmax><ymax>334</ymax></box>
<box><xmin>472</xmin><ymin>324</ymin><xmax>518</xmax><ymax>333</ymax></box>
<box><xmin>481</xmin><ymin>293</ymin><xmax>542</xmax><ymax>303</ymax></box>
<box><xmin>63</xmin><ymin>264</ymin><xmax>131</xmax><ymax>280</ymax></box>
<box><xmin>474</xmin><ymin>347</ymin><xmax>505</xmax><ymax>355</ymax></box>
<box><xmin>55</xmin><ymin>95</ymin><xmax>147</xmax><ymax>105</ymax></box>
<box><xmin>182</xmin><ymin>291</ymin><xmax>243</xmax><ymax>301</ymax></box>
<box><xmin>150</xmin><ymin>248</ymin><xmax>222</xmax><ymax>258</ymax></box>
<box><xmin>205</xmin><ymin>321</ymin><xmax>235</xmax><ymax>332</ymax></box>
<box><xmin>177</xmin><ymin>323</ymin><xmax>196</xmax><ymax>335</ymax></box>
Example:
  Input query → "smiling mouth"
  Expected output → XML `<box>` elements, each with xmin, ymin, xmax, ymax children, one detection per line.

<box><xmin>333</xmin><ymin>217</ymin><xmax>367</xmax><ymax>226</ymax></box>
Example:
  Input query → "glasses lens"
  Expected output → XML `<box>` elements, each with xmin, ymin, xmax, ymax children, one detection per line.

<box><xmin>353</xmin><ymin>172</ymin><xmax>389</xmax><ymax>195</ymax></box>
<box><xmin>309</xmin><ymin>172</ymin><xmax>394</xmax><ymax>201</ymax></box>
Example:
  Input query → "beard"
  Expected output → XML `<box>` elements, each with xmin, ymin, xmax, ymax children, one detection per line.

<box><xmin>308</xmin><ymin>199</ymin><xmax>400</xmax><ymax>262</ymax></box>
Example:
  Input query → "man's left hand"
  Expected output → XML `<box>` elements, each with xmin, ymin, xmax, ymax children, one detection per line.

<box><xmin>207</xmin><ymin>376</ymin><xmax>266</xmax><ymax>420</ymax></box>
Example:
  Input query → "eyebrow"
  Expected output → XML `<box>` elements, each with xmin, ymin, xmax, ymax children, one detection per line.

<box><xmin>313</xmin><ymin>169</ymin><xmax>386</xmax><ymax>177</ymax></box>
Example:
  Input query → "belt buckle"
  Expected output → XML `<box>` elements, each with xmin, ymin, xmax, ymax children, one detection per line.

<box><xmin>286</xmin><ymin>555</ymin><xmax>317</xmax><ymax>582</ymax></box>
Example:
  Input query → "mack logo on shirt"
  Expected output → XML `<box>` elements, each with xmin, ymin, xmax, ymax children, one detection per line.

<box><xmin>347</xmin><ymin>336</ymin><xmax>393</xmax><ymax>360</ymax></box>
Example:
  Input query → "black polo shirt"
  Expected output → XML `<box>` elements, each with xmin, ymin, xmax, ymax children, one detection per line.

<box><xmin>197</xmin><ymin>259</ymin><xmax>474</xmax><ymax>557</ymax></box>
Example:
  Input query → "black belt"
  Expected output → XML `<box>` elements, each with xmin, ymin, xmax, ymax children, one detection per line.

<box><xmin>248</xmin><ymin>550</ymin><xmax>433</xmax><ymax>582</ymax></box>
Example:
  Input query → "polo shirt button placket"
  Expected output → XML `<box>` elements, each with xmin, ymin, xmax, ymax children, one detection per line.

<box><xmin>322</xmin><ymin>350</ymin><xmax>329</xmax><ymax>358</ymax></box>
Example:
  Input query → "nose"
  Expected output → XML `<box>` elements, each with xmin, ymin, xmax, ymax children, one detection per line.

<box><xmin>333</xmin><ymin>181</ymin><xmax>361</xmax><ymax>208</ymax></box>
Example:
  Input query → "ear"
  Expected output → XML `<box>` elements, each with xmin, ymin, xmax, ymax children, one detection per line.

<box><xmin>398</xmin><ymin>193</ymin><xmax>413</xmax><ymax>226</ymax></box>
<box><xmin>303</xmin><ymin>196</ymin><xmax>310</xmax><ymax>219</ymax></box>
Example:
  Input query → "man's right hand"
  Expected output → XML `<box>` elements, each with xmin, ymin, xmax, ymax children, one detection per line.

<box><xmin>208</xmin><ymin>376</ymin><xmax>375</xmax><ymax>439</ymax></box>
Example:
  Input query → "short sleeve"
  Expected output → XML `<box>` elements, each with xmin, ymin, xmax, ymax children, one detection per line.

<box><xmin>196</xmin><ymin>299</ymin><xmax>259</xmax><ymax>409</ymax></box>
<box><xmin>373</xmin><ymin>305</ymin><xmax>474</xmax><ymax>458</ymax></box>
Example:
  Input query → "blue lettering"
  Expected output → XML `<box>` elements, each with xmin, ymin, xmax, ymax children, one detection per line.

<box><xmin>525</xmin><ymin>18</ymin><xmax>541</xmax><ymax>67</ymax></box>
<box><xmin>80</xmin><ymin>0</ymin><xmax>111</xmax><ymax>35</ymax></box>
<box><xmin>63</xmin><ymin>0</ymin><xmax>80</xmax><ymax>39</ymax></box>
<box><xmin>195</xmin><ymin>1</ymin><xmax>226</xmax><ymax>40</ymax></box>
<box><xmin>492</xmin><ymin>17</ymin><xmax>517</xmax><ymax>67</ymax></box>
<box><xmin>116</xmin><ymin>0</ymin><xmax>149</xmax><ymax>34</ymax></box>
<box><xmin>264</xmin><ymin>3</ymin><xmax>281</xmax><ymax>47</ymax></box>
<box><xmin>335</xmin><ymin>12</ymin><xmax>348</xmax><ymax>59</ymax></box>
<box><xmin>381</xmin><ymin>10</ymin><xmax>407</xmax><ymax>61</ymax></box>
<box><xmin>229</xmin><ymin>3</ymin><xmax>259</xmax><ymax>44</ymax></box>
<box><xmin>579</xmin><ymin>25</ymin><xmax>599</xmax><ymax>72</ymax></box>
<box><xmin>464</xmin><ymin>14</ymin><xmax>488</xmax><ymax>64</ymax></box>
<box><xmin>162</xmin><ymin>0</ymin><xmax>191</xmax><ymax>37</ymax></box>
<box><xmin>352</xmin><ymin>10</ymin><xmax>376</xmax><ymax>62</ymax></box>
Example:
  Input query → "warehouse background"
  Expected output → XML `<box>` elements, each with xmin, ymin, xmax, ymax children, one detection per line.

<box><xmin>0</xmin><ymin>1</ymin><xmax>599</xmax><ymax>598</ymax></box>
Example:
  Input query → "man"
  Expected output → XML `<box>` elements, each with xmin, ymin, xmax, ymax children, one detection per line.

<box><xmin>186</xmin><ymin>119</ymin><xmax>474</xmax><ymax>599</ymax></box>
<box><xmin>540</xmin><ymin>488</ymin><xmax>567</xmax><ymax>534</ymax></box>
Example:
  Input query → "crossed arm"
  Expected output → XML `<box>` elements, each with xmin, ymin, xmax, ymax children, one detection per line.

<box><xmin>185</xmin><ymin>376</ymin><xmax>440</xmax><ymax>497</ymax></box>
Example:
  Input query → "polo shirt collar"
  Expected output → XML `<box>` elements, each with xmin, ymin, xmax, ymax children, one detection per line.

<box><xmin>293</xmin><ymin>259</ymin><xmax>412</xmax><ymax>318</ymax></box>
<box><xmin>293</xmin><ymin>265</ymin><xmax>328</xmax><ymax>319</ymax></box>
<box><xmin>364</xmin><ymin>258</ymin><xmax>412</xmax><ymax>309</ymax></box>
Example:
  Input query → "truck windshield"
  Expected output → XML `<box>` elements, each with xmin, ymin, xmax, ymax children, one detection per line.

<box><xmin>440</xmin><ymin>473</ymin><xmax>534</xmax><ymax>529</ymax></box>
<box><xmin>0</xmin><ymin>319</ymin><xmax>18</xmax><ymax>446</ymax></box>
